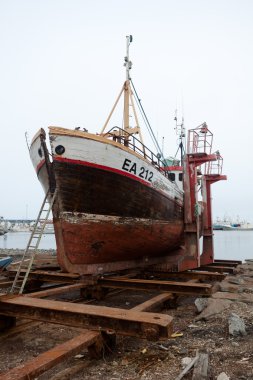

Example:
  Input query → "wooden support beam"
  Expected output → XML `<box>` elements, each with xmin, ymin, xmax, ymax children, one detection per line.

<box><xmin>192</xmin><ymin>352</ymin><xmax>209</xmax><ymax>380</ymax></box>
<box><xmin>0</xmin><ymin>331</ymin><xmax>100</xmax><ymax>380</ymax></box>
<box><xmin>0</xmin><ymin>296</ymin><xmax>173</xmax><ymax>340</ymax></box>
<box><xmin>99</xmin><ymin>277</ymin><xmax>212</xmax><ymax>295</ymax></box>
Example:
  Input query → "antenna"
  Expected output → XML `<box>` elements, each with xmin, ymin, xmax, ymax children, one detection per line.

<box><xmin>174</xmin><ymin>110</ymin><xmax>185</xmax><ymax>165</ymax></box>
<box><xmin>124</xmin><ymin>35</ymin><xmax>133</xmax><ymax>80</ymax></box>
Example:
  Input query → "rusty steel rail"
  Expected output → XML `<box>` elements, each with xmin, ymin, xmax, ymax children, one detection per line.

<box><xmin>143</xmin><ymin>270</ymin><xmax>226</xmax><ymax>282</ymax></box>
<box><xmin>25</xmin><ymin>283</ymin><xmax>86</xmax><ymax>298</ymax></box>
<box><xmin>214</xmin><ymin>259</ymin><xmax>242</xmax><ymax>264</ymax></box>
<box><xmin>0</xmin><ymin>330</ymin><xmax>101</xmax><ymax>380</ymax></box>
<box><xmin>6</xmin><ymin>269</ymin><xmax>80</xmax><ymax>284</ymax></box>
<box><xmin>0</xmin><ymin>280</ymin><xmax>23</xmax><ymax>289</ymax></box>
<box><xmin>199</xmin><ymin>265</ymin><xmax>235</xmax><ymax>274</ymax></box>
<box><xmin>209</xmin><ymin>262</ymin><xmax>240</xmax><ymax>268</ymax></box>
<box><xmin>98</xmin><ymin>277</ymin><xmax>213</xmax><ymax>295</ymax></box>
<box><xmin>0</xmin><ymin>296</ymin><xmax>173</xmax><ymax>340</ymax></box>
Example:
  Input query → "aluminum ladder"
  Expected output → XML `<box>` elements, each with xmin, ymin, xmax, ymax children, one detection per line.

<box><xmin>10</xmin><ymin>190</ymin><xmax>57</xmax><ymax>294</ymax></box>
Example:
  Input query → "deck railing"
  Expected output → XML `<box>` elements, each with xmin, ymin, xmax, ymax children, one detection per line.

<box><xmin>103</xmin><ymin>127</ymin><xmax>171</xmax><ymax>179</ymax></box>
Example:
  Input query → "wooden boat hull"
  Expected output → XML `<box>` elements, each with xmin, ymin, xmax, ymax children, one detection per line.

<box><xmin>30</xmin><ymin>127</ymin><xmax>184</xmax><ymax>274</ymax></box>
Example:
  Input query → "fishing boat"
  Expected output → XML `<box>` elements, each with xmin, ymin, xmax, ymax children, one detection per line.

<box><xmin>29</xmin><ymin>36</ymin><xmax>186</xmax><ymax>274</ymax></box>
<box><xmin>213</xmin><ymin>217</ymin><xmax>253</xmax><ymax>231</ymax></box>
<box><xmin>30</xmin><ymin>220</ymin><xmax>55</xmax><ymax>234</ymax></box>
<box><xmin>29</xmin><ymin>36</ymin><xmax>225</xmax><ymax>274</ymax></box>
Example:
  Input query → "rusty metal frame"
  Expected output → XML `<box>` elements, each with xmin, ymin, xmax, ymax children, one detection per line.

<box><xmin>0</xmin><ymin>296</ymin><xmax>173</xmax><ymax>340</ymax></box>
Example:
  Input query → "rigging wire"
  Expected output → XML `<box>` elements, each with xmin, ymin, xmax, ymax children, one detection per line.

<box><xmin>130</xmin><ymin>79</ymin><xmax>165</xmax><ymax>163</ymax></box>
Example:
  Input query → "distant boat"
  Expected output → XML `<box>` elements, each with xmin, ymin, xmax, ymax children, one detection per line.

<box><xmin>30</xmin><ymin>220</ymin><xmax>55</xmax><ymax>234</ymax></box>
<box><xmin>0</xmin><ymin>226</ymin><xmax>6</xmax><ymax>236</ymax></box>
<box><xmin>0</xmin><ymin>217</ymin><xmax>8</xmax><ymax>235</ymax></box>
<box><xmin>10</xmin><ymin>223</ymin><xmax>31</xmax><ymax>232</ymax></box>
<box><xmin>213</xmin><ymin>217</ymin><xmax>253</xmax><ymax>231</ymax></box>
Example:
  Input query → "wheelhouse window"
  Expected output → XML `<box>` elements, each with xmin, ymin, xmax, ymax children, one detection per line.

<box><xmin>179</xmin><ymin>173</ymin><xmax>183</xmax><ymax>181</ymax></box>
<box><xmin>168</xmin><ymin>173</ymin><xmax>175</xmax><ymax>181</ymax></box>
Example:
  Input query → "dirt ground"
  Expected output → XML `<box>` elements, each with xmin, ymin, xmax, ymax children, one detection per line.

<box><xmin>1</xmin><ymin>253</ymin><xmax>253</xmax><ymax>380</ymax></box>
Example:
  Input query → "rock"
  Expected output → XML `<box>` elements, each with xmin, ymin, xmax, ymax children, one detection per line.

<box><xmin>177</xmin><ymin>347</ymin><xmax>188</xmax><ymax>355</ymax></box>
<box><xmin>217</xmin><ymin>372</ymin><xmax>230</xmax><ymax>380</ymax></box>
<box><xmin>228</xmin><ymin>313</ymin><xmax>246</xmax><ymax>336</ymax></box>
<box><xmin>121</xmin><ymin>358</ymin><xmax>128</xmax><ymax>365</ymax></box>
<box><xmin>181</xmin><ymin>357</ymin><xmax>193</xmax><ymax>368</ymax></box>
<box><xmin>196</xmin><ymin>298</ymin><xmax>232</xmax><ymax>321</ymax></box>
<box><xmin>219</xmin><ymin>282</ymin><xmax>241</xmax><ymax>293</ymax></box>
<box><xmin>231</xmin><ymin>341</ymin><xmax>239</xmax><ymax>347</ymax></box>
<box><xmin>227</xmin><ymin>277</ymin><xmax>244</xmax><ymax>285</ymax></box>
<box><xmin>195</xmin><ymin>298</ymin><xmax>209</xmax><ymax>313</ymax></box>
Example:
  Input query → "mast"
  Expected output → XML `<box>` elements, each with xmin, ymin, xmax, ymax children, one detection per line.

<box><xmin>100</xmin><ymin>35</ymin><xmax>144</xmax><ymax>149</ymax></box>
<box><xmin>123</xmin><ymin>35</ymin><xmax>133</xmax><ymax>145</ymax></box>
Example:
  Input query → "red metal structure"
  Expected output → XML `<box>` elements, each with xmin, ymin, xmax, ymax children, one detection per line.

<box><xmin>152</xmin><ymin>122</ymin><xmax>226</xmax><ymax>273</ymax></box>
<box><xmin>183</xmin><ymin>123</ymin><xmax>226</xmax><ymax>270</ymax></box>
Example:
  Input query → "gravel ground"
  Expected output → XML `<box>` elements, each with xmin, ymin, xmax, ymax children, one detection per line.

<box><xmin>0</xmin><ymin>260</ymin><xmax>253</xmax><ymax>379</ymax></box>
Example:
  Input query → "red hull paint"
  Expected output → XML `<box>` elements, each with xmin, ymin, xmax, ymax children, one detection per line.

<box><xmin>54</xmin><ymin>217</ymin><xmax>184</xmax><ymax>274</ymax></box>
<box><xmin>50</xmin><ymin>160</ymin><xmax>184</xmax><ymax>274</ymax></box>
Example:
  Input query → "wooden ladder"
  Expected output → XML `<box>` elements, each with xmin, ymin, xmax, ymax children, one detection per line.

<box><xmin>10</xmin><ymin>190</ymin><xmax>57</xmax><ymax>294</ymax></box>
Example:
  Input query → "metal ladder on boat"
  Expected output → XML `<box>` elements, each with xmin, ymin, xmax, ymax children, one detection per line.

<box><xmin>10</xmin><ymin>190</ymin><xmax>57</xmax><ymax>294</ymax></box>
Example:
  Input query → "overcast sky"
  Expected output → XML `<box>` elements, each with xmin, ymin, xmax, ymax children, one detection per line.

<box><xmin>0</xmin><ymin>0</ymin><xmax>252</xmax><ymax>221</ymax></box>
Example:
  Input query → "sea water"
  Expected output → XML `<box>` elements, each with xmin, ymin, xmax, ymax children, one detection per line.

<box><xmin>213</xmin><ymin>230</ymin><xmax>253</xmax><ymax>262</ymax></box>
<box><xmin>0</xmin><ymin>231</ymin><xmax>252</xmax><ymax>262</ymax></box>
<box><xmin>0</xmin><ymin>232</ymin><xmax>56</xmax><ymax>250</ymax></box>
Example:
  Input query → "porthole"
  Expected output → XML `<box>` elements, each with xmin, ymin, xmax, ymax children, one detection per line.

<box><xmin>55</xmin><ymin>145</ymin><xmax>65</xmax><ymax>155</ymax></box>
<box><xmin>38</xmin><ymin>147</ymin><xmax>43</xmax><ymax>157</ymax></box>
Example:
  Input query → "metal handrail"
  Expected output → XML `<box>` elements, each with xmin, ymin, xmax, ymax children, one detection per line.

<box><xmin>103</xmin><ymin>127</ymin><xmax>172</xmax><ymax>179</ymax></box>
